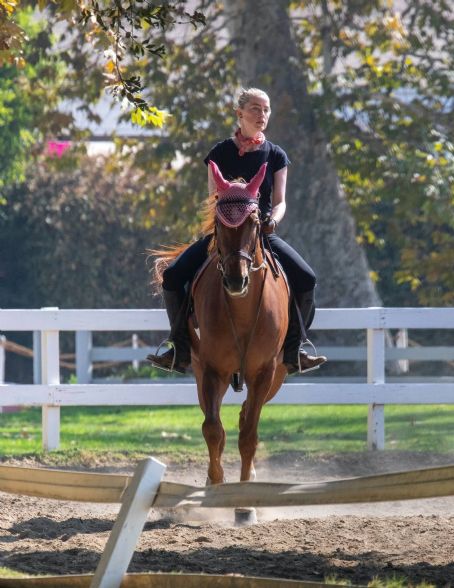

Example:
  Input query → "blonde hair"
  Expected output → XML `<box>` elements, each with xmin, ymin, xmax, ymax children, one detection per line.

<box><xmin>236</xmin><ymin>87</ymin><xmax>270</xmax><ymax>109</ymax></box>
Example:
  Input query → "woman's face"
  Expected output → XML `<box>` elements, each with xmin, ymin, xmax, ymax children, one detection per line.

<box><xmin>237</xmin><ymin>95</ymin><xmax>271</xmax><ymax>137</ymax></box>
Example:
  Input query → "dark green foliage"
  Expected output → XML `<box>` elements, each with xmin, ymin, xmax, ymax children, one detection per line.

<box><xmin>77</xmin><ymin>1</ymin><xmax>206</xmax><ymax>111</ymax></box>
<box><xmin>0</xmin><ymin>9</ymin><xmax>66</xmax><ymax>201</ymax></box>
<box><xmin>294</xmin><ymin>0</ymin><xmax>454</xmax><ymax>305</ymax></box>
<box><xmin>0</xmin><ymin>151</ymin><xmax>154</xmax><ymax>309</ymax></box>
<box><xmin>113</xmin><ymin>13</ymin><xmax>238</xmax><ymax>243</ymax></box>
<box><xmin>1</xmin><ymin>1</ymin><xmax>454</xmax><ymax>309</ymax></box>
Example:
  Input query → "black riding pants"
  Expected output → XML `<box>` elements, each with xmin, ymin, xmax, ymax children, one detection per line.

<box><xmin>162</xmin><ymin>233</ymin><xmax>316</xmax><ymax>295</ymax></box>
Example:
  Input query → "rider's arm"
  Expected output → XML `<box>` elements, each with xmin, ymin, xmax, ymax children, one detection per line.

<box><xmin>270</xmin><ymin>166</ymin><xmax>287</xmax><ymax>226</ymax></box>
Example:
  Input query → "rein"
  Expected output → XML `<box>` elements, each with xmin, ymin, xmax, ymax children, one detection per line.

<box><xmin>222</xmin><ymin>265</ymin><xmax>267</xmax><ymax>393</ymax></box>
<box><xmin>261</xmin><ymin>232</ymin><xmax>281</xmax><ymax>279</ymax></box>
<box><xmin>215</xmin><ymin>214</ymin><xmax>268</xmax><ymax>392</ymax></box>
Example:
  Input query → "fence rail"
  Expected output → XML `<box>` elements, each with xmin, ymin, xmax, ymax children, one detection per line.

<box><xmin>1</xmin><ymin>306</ymin><xmax>454</xmax><ymax>330</ymax></box>
<box><xmin>1</xmin><ymin>307</ymin><xmax>454</xmax><ymax>452</ymax></box>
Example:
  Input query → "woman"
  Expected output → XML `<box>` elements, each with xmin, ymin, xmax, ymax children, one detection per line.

<box><xmin>148</xmin><ymin>87</ymin><xmax>326</xmax><ymax>375</ymax></box>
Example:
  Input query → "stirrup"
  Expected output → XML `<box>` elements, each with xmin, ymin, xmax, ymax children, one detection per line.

<box><xmin>148</xmin><ymin>338</ymin><xmax>177</xmax><ymax>373</ymax></box>
<box><xmin>298</xmin><ymin>338</ymin><xmax>326</xmax><ymax>374</ymax></box>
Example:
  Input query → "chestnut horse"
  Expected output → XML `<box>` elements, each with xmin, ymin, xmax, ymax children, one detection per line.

<box><xmin>153</xmin><ymin>161</ymin><xmax>289</xmax><ymax>484</ymax></box>
<box><xmin>189</xmin><ymin>161</ymin><xmax>289</xmax><ymax>484</ymax></box>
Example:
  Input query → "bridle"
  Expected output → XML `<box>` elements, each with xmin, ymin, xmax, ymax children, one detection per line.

<box><xmin>214</xmin><ymin>210</ymin><xmax>266</xmax><ymax>278</ymax></box>
<box><xmin>214</xmin><ymin>208</ymin><xmax>269</xmax><ymax>393</ymax></box>
<box><xmin>207</xmin><ymin>162</ymin><xmax>274</xmax><ymax>392</ymax></box>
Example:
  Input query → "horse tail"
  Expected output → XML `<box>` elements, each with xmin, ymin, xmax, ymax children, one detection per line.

<box><xmin>148</xmin><ymin>192</ymin><xmax>218</xmax><ymax>292</ymax></box>
<box><xmin>148</xmin><ymin>243</ymin><xmax>188</xmax><ymax>291</ymax></box>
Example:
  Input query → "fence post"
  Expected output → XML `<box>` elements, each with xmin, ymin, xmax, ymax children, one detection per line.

<box><xmin>0</xmin><ymin>335</ymin><xmax>5</xmax><ymax>386</ymax></box>
<box><xmin>396</xmin><ymin>328</ymin><xmax>409</xmax><ymax>373</ymax></box>
<box><xmin>367</xmin><ymin>327</ymin><xmax>385</xmax><ymax>450</ymax></box>
<box><xmin>33</xmin><ymin>331</ymin><xmax>42</xmax><ymax>384</ymax></box>
<box><xmin>132</xmin><ymin>333</ymin><xmax>139</xmax><ymax>371</ymax></box>
<box><xmin>76</xmin><ymin>331</ymin><xmax>93</xmax><ymax>384</ymax></box>
<box><xmin>41</xmin><ymin>308</ymin><xmax>60</xmax><ymax>451</ymax></box>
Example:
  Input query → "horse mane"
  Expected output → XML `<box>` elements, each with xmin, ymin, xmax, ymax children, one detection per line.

<box><xmin>150</xmin><ymin>191</ymin><xmax>218</xmax><ymax>291</ymax></box>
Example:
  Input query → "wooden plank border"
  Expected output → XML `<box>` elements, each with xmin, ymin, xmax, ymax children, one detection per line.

<box><xmin>1</xmin><ymin>462</ymin><xmax>454</xmax><ymax>509</ymax></box>
<box><xmin>0</xmin><ymin>572</ymin><xmax>344</xmax><ymax>587</ymax></box>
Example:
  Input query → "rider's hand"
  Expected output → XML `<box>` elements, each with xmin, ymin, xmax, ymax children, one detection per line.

<box><xmin>261</xmin><ymin>216</ymin><xmax>277</xmax><ymax>235</ymax></box>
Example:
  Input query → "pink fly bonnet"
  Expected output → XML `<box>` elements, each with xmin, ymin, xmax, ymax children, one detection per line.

<box><xmin>209</xmin><ymin>160</ymin><xmax>267</xmax><ymax>228</ymax></box>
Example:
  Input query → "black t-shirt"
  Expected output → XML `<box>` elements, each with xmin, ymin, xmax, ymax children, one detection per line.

<box><xmin>204</xmin><ymin>138</ymin><xmax>290</xmax><ymax>217</ymax></box>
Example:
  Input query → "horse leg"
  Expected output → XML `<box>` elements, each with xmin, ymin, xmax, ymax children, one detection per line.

<box><xmin>264</xmin><ymin>361</ymin><xmax>287</xmax><ymax>404</ymax></box>
<box><xmin>200</xmin><ymin>368</ymin><xmax>229</xmax><ymax>485</ymax></box>
<box><xmin>239</xmin><ymin>365</ymin><xmax>275</xmax><ymax>482</ymax></box>
<box><xmin>239</xmin><ymin>401</ymin><xmax>256</xmax><ymax>481</ymax></box>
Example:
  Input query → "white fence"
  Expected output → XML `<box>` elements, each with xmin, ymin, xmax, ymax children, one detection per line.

<box><xmin>1</xmin><ymin>307</ymin><xmax>454</xmax><ymax>452</ymax></box>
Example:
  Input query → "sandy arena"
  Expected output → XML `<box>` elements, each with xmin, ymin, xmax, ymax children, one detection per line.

<box><xmin>1</xmin><ymin>451</ymin><xmax>454</xmax><ymax>586</ymax></box>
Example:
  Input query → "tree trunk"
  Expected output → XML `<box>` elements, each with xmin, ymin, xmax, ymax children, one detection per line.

<box><xmin>225</xmin><ymin>0</ymin><xmax>381</xmax><ymax>309</ymax></box>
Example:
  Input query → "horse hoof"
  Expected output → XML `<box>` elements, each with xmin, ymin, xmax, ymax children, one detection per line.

<box><xmin>206</xmin><ymin>476</ymin><xmax>226</xmax><ymax>486</ymax></box>
<box><xmin>234</xmin><ymin>507</ymin><xmax>257</xmax><ymax>526</ymax></box>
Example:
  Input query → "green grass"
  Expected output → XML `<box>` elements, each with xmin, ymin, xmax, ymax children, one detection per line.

<box><xmin>325</xmin><ymin>576</ymin><xmax>435</xmax><ymax>588</ymax></box>
<box><xmin>0</xmin><ymin>404</ymin><xmax>453</xmax><ymax>462</ymax></box>
<box><xmin>367</xmin><ymin>578</ymin><xmax>435</xmax><ymax>588</ymax></box>
<box><xmin>0</xmin><ymin>567</ymin><xmax>28</xmax><ymax>578</ymax></box>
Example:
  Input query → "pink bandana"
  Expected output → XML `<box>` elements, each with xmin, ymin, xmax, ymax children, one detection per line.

<box><xmin>209</xmin><ymin>160</ymin><xmax>267</xmax><ymax>228</ymax></box>
<box><xmin>234</xmin><ymin>128</ymin><xmax>266</xmax><ymax>156</ymax></box>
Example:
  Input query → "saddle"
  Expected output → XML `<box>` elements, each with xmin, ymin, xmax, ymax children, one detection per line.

<box><xmin>192</xmin><ymin>244</ymin><xmax>289</xmax><ymax>293</ymax></box>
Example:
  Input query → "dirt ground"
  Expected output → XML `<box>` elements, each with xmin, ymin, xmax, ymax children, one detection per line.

<box><xmin>1</xmin><ymin>451</ymin><xmax>454</xmax><ymax>587</ymax></box>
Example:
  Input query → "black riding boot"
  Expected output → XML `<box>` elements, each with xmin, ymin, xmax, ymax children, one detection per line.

<box><xmin>147</xmin><ymin>289</ymin><xmax>191</xmax><ymax>374</ymax></box>
<box><xmin>283</xmin><ymin>289</ymin><xmax>327</xmax><ymax>375</ymax></box>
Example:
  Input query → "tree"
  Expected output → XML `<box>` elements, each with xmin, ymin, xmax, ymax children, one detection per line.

<box><xmin>109</xmin><ymin>0</ymin><xmax>453</xmax><ymax>308</ymax></box>
<box><xmin>225</xmin><ymin>0</ymin><xmax>454</xmax><ymax>307</ymax></box>
<box><xmin>113</xmin><ymin>11</ymin><xmax>238</xmax><ymax>244</ymax></box>
<box><xmin>0</xmin><ymin>8</ymin><xmax>68</xmax><ymax>201</ymax></box>
<box><xmin>0</xmin><ymin>0</ymin><xmax>206</xmax><ymax>125</ymax></box>
<box><xmin>0</xmin><ymin>150</ymin><xmax>154</xmax><ymax>309</ymax></box>
<box><xmin>225</xmin><ymin>0</ymin><xmax>381</xmax><ymax>309</ymax></box>
<box><xmin>304</xmin><ymin>0</ymin><xmax>454</xmax><ymax>306</ymax></box>
<box><xmin>0</xmin><ymin>5</ymin><xmax>228</xmax><ymax>313</ymax></box>
<box><xmin>3</xmin><ymin>0</ymin><xmax>453</xmax><ymax>309</ymax></box>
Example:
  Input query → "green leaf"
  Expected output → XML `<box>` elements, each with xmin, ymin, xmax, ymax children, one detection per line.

<box><xmin>130</xmin><ymin>106</ymin><xmax>171</xmax><ymax>128</ymax></box>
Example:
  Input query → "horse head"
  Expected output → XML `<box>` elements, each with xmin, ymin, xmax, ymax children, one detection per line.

<box><xmin>209</xmin><ymin>160</ymin><xmax>267</xmax><ymax>297</ymax></box>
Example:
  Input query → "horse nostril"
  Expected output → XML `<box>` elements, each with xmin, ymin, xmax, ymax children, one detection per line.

<box><xmin>223</xmin><ymin>275</ymin><xmax>248</xmax><ymax>295</ymax></box>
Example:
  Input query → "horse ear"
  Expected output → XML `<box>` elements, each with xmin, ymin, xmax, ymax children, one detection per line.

<box><xmin>209</xmin><ymin>160</ymin><xmax>231</xmax><ymax>192</ymax></box>
<box><xmin>247</xmin><ymin>162</ymin><xmax>268</xmax><ymax>197</ymax></box>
